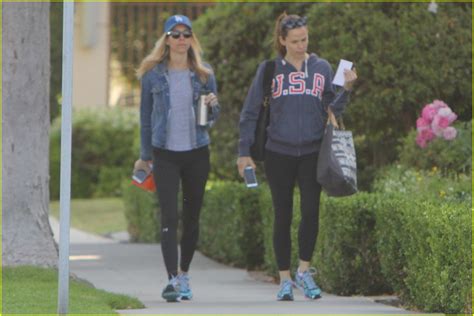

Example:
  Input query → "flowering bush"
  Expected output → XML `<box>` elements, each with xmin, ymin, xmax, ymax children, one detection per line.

<box><xmin>416</xmin><ymin>100</ymin><xmax>457</xmax><ymax>148</ymax></box>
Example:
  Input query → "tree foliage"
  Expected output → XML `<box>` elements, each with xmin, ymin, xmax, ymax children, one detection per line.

<box><xmin>306</xmin><ymin>3</ymin><xmax>471</xmax><ymax>188</ymax></box>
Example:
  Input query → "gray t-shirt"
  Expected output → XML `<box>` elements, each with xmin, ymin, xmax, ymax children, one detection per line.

<box><xmin>166</xmin><ymin>69</ymin><xmax>195</xmax><ymax>151</ymax></box>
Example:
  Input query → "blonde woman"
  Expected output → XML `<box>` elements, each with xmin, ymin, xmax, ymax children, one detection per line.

<box><xmin>135</xmin><ymin>15</ymin><xmax>220</xmax><ymax>302</ymax></box>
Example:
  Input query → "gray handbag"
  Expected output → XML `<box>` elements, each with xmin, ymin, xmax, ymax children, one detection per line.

<box><xmin>317</xmin><ymin>110</ymin><xmax>357</xmax><ymax>197</ymax></box>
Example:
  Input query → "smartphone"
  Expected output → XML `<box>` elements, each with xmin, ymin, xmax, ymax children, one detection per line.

<box><xmin>243</xmin><ymin>166</ymin><xmax>258</xmax><ymax>188</ymax></box>
<box><xmin>132</xmin><ymin>169</ymin><xmax>148</xmax><ymax>184</ymax></box>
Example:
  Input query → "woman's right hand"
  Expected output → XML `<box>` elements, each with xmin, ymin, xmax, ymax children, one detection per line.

<box><xmin>134</xmin><ymin>159</ymin><xmax>153</xmax><ymax>174</ymax></box>
<box><xmin>236</xmin><ymin>156</ymin><xmax>256</xmax><ymax>178</ymax></box>
<box><xmin>205</xmin><ymin>93</ymin><xmax>219</xmax><ymax>107</ymax></box>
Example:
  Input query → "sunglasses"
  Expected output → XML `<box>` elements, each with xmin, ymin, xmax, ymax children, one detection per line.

<box><xmin>166</xmin><ymin>30</ymin><xmax>193</xmax><ymax>39</ymax></box>
<box><xmin>281</xmin><ymin>17</ymin><xmax>307</xmax><ymax>30</ymax></box>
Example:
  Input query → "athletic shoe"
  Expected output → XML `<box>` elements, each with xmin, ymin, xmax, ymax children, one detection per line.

<box><xmin>277</xmin><ymin>279</ymin><xmax>294</xmax><ymax>301</ymax></box>
<box><xmin>161</xmin><ymin>276</ymin><xmax>180</xmax><ymax>302</ymax></box>
<box><xmin>294</xmin><ymin>267</ymin><xmax>322</xmax><ymax>299</ymax></box>
<box><xmin>177</xmin><ymin>273</ymin><xmax>193</xmax><ymax>300</ymax></box>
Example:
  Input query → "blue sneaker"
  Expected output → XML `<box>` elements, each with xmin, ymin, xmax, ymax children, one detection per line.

<box><xmin>277</xmin><ymin>279</ymin><xmax>294</xmax><ymax>301</ymax></box>
<box><xmin>294</xmin><ymin>268</ymin><xmax>322</xmax><ymax>299</ymax></box>
<box><xmin>177</xmin><ymin>273</ymin><xmax>193</xmax><ymax>300</ymax></box>
<box><xmin>161</xmin><ymin>276</ymin><xmax>180</xmax><ymax>302</ymax></box>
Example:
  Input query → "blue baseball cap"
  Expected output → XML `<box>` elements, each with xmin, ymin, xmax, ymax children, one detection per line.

<box><xmin>164</xmin><ymin>15</ymin><xmax>192</xmax><ymax>33</ymax></box>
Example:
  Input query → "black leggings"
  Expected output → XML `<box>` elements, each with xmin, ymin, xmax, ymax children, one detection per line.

<box><xmin>264</xmin><ymin>150</ymin><xmax>322</xmax><ymax>271</ymax></box>
<box><xmin>152</xmin><ymin>146</ymin><xmax>210</xmax><ymax>278</ymax></box>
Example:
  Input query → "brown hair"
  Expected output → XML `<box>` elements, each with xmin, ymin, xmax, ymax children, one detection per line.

<box><xmin>136</xmin><ymin>31</ymin><xmax>211</xmax><ymax>83</ymax></box>
<box><xmin>273</xmin><ymin>12</ymin><xmax>307</xmax><ymax>57</ymax></box>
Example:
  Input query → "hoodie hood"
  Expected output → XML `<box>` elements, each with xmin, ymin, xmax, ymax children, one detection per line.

<box><xmin>275</xmin><ymin>53</ymin><xmax>320</xmax><ymax>78</ymax></box>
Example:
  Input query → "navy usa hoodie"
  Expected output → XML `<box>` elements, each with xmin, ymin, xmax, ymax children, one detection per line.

<box><xmin>239</xmin><ymin>53</ymin><xmax>350</xmax><ymax>157</ymax></box>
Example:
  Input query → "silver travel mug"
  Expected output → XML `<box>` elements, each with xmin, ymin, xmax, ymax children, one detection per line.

<box><xmin>197</xmin><ymin>95</ymin><xmax>208</xmax><ymax>126</ymax></box>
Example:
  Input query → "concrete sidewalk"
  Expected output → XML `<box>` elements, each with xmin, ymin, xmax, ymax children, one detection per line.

<box><xmin>50</xmin><ymin>217</ymin><xmax>414</xmax><ymax>314</ymax></box>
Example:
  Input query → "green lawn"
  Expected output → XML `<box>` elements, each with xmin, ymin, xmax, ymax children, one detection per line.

<box><xmin>50</xmin><ymin>198</ymin><xmax>127</xmax><ymax>236</ymax></box>
<box><xmin>2</xmin><ymin>266</ymin><xmax>144</xmax><ymax>314</ymax></box>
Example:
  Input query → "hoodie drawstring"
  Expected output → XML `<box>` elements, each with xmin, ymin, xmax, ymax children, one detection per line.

<box><xmin>304</xmin><ymin>58</ymin><xmax>308</xmax><ymax>78</ymax></box>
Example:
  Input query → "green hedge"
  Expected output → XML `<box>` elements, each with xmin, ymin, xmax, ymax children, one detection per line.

<box><xmin>261</xmin><ymin>190</ymin><xmax>391</xmax><ymax>295</ymax></box>
<box><xmin>199</xmin><ymin>182</ymin><xmax>265</xmax><ymax>269</ymax></box>
<box><xmin>122</xmin><ymin>181</ymin><xmax>160</xmax><ymax>243</ymax></box>
<box><xmin>122</xmin><ymin>179</ymin><xmax>471</xmax><ymax>313</ymax></box>
<box><xmin>50</xmin><ymin>108</ymin><xmax>139</xmax><ymax>199</ymax></box>
<box><xmin>376</xmin><ymin>196</ymin><xmax>471</xmax><ymax>313</ymax></box>
<box><xmin>315</xmin><ymin>193</ymin><xmax>391</xmax><ymax>295</ymax></box>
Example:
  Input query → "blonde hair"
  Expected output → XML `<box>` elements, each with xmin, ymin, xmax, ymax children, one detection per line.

<box><xmin>136</xmin><ymin>32</ymin><xmax>211</xmax><ymax>83</ymax></box>
<box><xmin>273</xmin><ymin>12</ymin><xmax>307</xmax><ymax>57</ymax></box>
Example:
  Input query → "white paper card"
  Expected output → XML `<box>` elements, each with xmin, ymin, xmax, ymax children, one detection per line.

<box><xmin>332</xmin><ymin>59</ymin><xmax>353</xmax><ymax>87</ymax></box>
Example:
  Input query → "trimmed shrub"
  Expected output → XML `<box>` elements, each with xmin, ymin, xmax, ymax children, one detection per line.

<box><xmin>373</xmin><ymin>194</ymin><xmax>410</xmax><ymax>298</ymax></box>
<box><xmin>122</xmin><ymin>176</ymin><xmax>471</xmax><ymax>313</ymax></box>
<box><xmin>199</xmin><ymin>181</ymin><xmax>265</xmax><ymax>269</ymax></box>
<box><xmin>50</xmin><ymin>108</ymin><xmax>139</xmax><ymax>199</ymax></box>
<box><xmin>315</xmin><ymin>193</ymin><xmax>391</xmax><ymax>295</ymax></box>
<box><xmin>122</xmin><ymin>181</ymin><xmax>159</xmax><ymax>243</ymax></box>
<box><xmin>261</xmin><ymin>189</ymin><xmax>391</xmax><ymax>295</ymax></box>
<box><xmin>376</xmin><ymin>197</ymin><xmax>471</xmax><ymax>313</ymax></box>
<box><xmin>402</xmin><ymin>201</ymin><xmax>471</xmax><ymax>313</ymax></box>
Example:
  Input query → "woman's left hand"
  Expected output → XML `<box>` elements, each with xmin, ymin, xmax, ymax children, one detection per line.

<box><xmin>205</xmin><ymin>93</ymin><xmax>218</xmax><ymax>107</ymax></box>
<box><xmin>343</xmin><ymin>68</ymin><xmax>358</xmax><ymax>91</ymax></box>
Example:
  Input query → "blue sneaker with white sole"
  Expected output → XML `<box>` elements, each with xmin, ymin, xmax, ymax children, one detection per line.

<box><xmin>277</xmin><ymin>279</ymin><xmax>294</xmax><ymax>301</ymax></box>
<box><xmin>177</xmin><ymin>273</ymin><xmax>193</xmax><ymax>300</ymax></box>
<box><xmin>161</xmin><ymin>276</ymin><xmax>180</xmax><ymax>302</ymax></box>
<box><xmin>294</xmin><ymin>268</ymin><xmax>322</xmax><ymax>299</ymax></box>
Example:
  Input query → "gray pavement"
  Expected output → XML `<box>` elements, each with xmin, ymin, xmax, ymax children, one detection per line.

<box><xmin>50</xmin><ymin>217</ymin><xmax>418</xmax><ymax>314</ymax></box>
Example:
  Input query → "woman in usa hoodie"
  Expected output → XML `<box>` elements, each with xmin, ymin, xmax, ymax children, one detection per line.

<box><xmin>237</xmin><ymin>13</ymin><xmax>357</xmax><ymax>301</ymax></box>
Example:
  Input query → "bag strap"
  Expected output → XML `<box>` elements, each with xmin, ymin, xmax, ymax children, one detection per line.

<box><xmin>327</xmin><ymin>108</ymin><xmax>340</xmax><ymax>129</ymax></box>
<box><xmin>262</xmin><ymin>60</ymin><xmax>276</xmax><ymax>105</ymax></box>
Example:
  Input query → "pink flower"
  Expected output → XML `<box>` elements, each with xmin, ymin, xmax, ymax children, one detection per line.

<box><xmin>442</xmin><ymin>126</ymin><xmax>457</xmax><ymax>140</ymax></box>
<box><xmin>438</xmin><ymin>107</ymin><xmax>457</xmax><ymax>124</ymax></box>
<box><xmin>415</xmin><ymin>99</ymin><xmax>458</xmax><ymax>148</ymax></box>
<box><xmin>416</xmin><ymin>134</ymin><xmax>427</xmax><ymax>148</ymax></box>
<box><xmin>432</xmin><ymin>113</ymin><xmax>450</xmax><ymax>129</ymax></box>
<box><xmin>432</xmin><ymin>99</ymin><xmax>448</xmax><ymax>110</ymax></box>
<box><xmin>421</xmin><ymin>104</ymin><xmax>438</xmax><ymax>122</ymax></box>
<box><xmin>416</xmin><ymin>117</ymin><xmax>430</xmax><ymax>131</ymax></box>
<box><xmin>419</xmin><ymin>128</ymin><xmax>435</xmax><ymax>141</ymax></box>
<box><xmin>447</xmin><ymin>112</ymin><xmax>457</xmax><ymax>124</ymax></box>
<box><xmin>431</xmin><ymin>120</ymin><xmax>444</xmax><ymax>136</ymax></box>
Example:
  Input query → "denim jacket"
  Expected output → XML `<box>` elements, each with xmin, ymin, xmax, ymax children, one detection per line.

<box><xmin>140</xmin><ymin>62</ymin><xmax>220</xmax><ymax>160</ymax></box>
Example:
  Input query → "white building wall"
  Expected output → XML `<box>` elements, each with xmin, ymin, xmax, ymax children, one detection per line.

<box><xmin>73</xmin><ymin>2</ymin><xmax>110</xmax><ymax>107</ymax></box>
